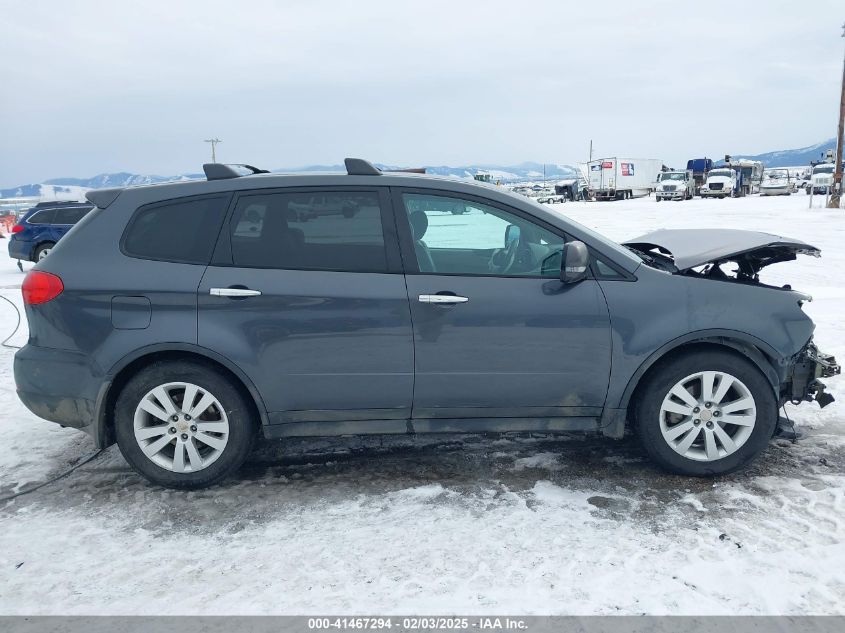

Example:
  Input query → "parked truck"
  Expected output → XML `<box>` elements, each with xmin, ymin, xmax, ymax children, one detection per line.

<box><xmin>729</xmin><ymin>159</ymin><xmax>764</xmax><ymax>195</ymax></box>
<box><xmin>655</xmin><ymin>170</ymin><xmax>695</xmax><ymax>201</ymax></box>
<box><xmin>701</xmin><ymin>167</ymin><xmax>738</xmax><ymax>198</ymax></box>
<box><xmin>700</xmin><ymin>158</ymin><xmax>764</xmax><ymax>198</ymax></box>
<box><xmin>582</xmin><ymin>157</ymin><xmax>663</xmax><ymax>200</ymax></box>
<box><xmin>686</xmin><ymin>158</ymin><xmax>713</xmax><ymax>196</ymax></box>
<box><xmin>808</xmin><ymin>163</ymin><xmax>837</xmax><ymax>195</ymax></box>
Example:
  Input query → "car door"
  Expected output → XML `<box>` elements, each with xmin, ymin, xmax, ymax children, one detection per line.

<box><xmin>393</xmin><ymin>188</ymin><xmax>612</xmax><ymax>421</ymax></box>
<box><xmin>198</xmin><ymin>187</ymin><xmax>414</xmax><ymax>427</ymax></box>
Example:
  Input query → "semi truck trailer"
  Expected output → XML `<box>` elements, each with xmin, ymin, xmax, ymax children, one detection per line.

<box><xmin>582</xmin><ymin>157</ymin><xmax>663</xmax><ymax>201</ymax></box>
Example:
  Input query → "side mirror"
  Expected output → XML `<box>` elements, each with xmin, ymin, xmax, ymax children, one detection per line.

<box><xmin>560</xmin><ymin>240</ymin><xmax>589</xmax><ymax>284</ymax></box>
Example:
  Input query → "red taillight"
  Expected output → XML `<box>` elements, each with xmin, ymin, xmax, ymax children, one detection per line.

<box><xmin>11</xmin><ymin>224</ymin><xmax>24</xmax><ymax>233</ymax></box>
<box><xmin>22</xmin><ymin>271</ymin><xmax>64</xmax><ymax>305</ymax></box>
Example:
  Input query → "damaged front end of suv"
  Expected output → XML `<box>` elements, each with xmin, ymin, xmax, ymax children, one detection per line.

<box><xmin>624</xmin><ymin>228</ymin><xmax>841</xmax><ymax>412</ymax></box>
<box><xmin>787</xmin><ymin>342</ymin><xmax>840</xmax><ymax>409</ymax></box>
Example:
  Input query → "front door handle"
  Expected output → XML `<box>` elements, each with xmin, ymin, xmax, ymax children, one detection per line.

<box><xmin>210</xmin><ymin>287</ymin><xmax>262</xmax><ymax>297</ymax></box>
<box><xmin>418</xmin><ymin>294</ymin><xmax>469</xmax><ymax>304</ymax></box>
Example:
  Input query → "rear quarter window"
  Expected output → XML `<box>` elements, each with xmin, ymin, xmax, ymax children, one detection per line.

<box><xmin>122</xmin><ymin>195</ymin><xmax>230</xmax><ymax>264</ymax></box>
<box><xmin>26</xmin><ymin>209</ymin><xmax>57</xmax><ymax>224</ymax></box>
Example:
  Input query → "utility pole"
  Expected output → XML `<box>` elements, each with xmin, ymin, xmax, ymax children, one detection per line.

<box><xmin>829</xmin><ymin>23</ymin><xmax>845</xmax><ymax>209</ymax></box>
<box><xmin>204</xmin><ymin>138</ymin><xmax>222</xmax><ymax>163</ymax></box>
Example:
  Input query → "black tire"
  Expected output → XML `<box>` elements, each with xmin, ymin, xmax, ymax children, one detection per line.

<box><xmin>634</xmin><ymin>350</ymin><xmax>777</xmax><ymax>476</ymax></box>
<box><xmin>33</xmin><ymin>242</ymin><xmax>55</xmax><ymax>262</ymax></box>
<box><xmin>115</xmin><ymin>360</ymin><xmax>256</xmax><ymax>489</ymax></box>
<box><xmin>342</xmin><ymin>207</ymin><xmax>356</xmax><ymax>218</ymax></box>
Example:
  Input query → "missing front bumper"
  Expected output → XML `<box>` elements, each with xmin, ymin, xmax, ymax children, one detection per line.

<box><xmin>788</xmin><ymin>344</ymin><xmax>840</xmax><ymax>408</ymax></box>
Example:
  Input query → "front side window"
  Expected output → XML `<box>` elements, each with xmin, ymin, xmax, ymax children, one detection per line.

<box><xmin>123</xmin><ymin>196</ymin><xmax>229</xmax><ymax>264</ymax></box>
<box><xmin>229</xmin><ymin>191</ymin><xmax>387</xmax><ymax>272</ymax></box>
<box><xmin>401</xmin><ymin>193</ymin><xmax>565</xmax><ymax>277</ymax></box>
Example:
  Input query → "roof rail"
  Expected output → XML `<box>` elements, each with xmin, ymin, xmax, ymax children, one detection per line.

<box><xmin>203</xmin><ymin>163</ymin><xmax>270</xmax><ymax>181</ymax></box>
<box><xmin>34</xmin><ymin>200</ymin><xmax>92</xmax><ymax>208</ymax></box>
<box><xmin>344</xmin><ymin>158</ymin><xmax>381</xmax><ymax>176</ymax></box>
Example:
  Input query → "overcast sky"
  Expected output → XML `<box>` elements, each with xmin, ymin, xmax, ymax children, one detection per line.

<box><xmin>1</xmin><ymin>0</ymin><xmax>843</xmax><ymax>186</ymax></box>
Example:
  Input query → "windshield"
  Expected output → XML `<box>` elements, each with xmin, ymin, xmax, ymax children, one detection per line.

<box><xmin>708</xmin><ymin>169</ymin><xmax>733</xmax><ymax>178</ymax></box>
<box><xmin>660</xmin><ymin>173</ymin><xmax>685</xmax><ymax>181</ymax></box>
<box><xmin>764</xmin><ymin>170</ymin><xmax>788</xmax><ymax>179</ymax></box>
<box><xmin>813</xmin><ymin>165</ymin><xmax>834</xmax><ymax>174</ymax></box>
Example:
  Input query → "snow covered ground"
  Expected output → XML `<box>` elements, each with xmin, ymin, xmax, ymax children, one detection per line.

<box><xmin>0</xmin><ymin>193</ymin><xmax>844</xmax><ymax>615</ymax></box>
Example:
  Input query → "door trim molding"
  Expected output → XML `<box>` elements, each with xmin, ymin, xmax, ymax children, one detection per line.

<box><xmin>263</xmin><ymin>415</ymin><xmax>601</xmax><ymax>438</ymax></box>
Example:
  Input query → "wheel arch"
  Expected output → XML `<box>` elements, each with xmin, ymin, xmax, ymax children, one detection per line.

<box><xmin>619</xmin><ymin>330</ymin><xmax>783</xmax><ymax>416</ymax></box>
<box><xmin>93</xmin><ymin>344</ymin><xmax>270</xmax><ymax>448</ymax></box>
<box><xmin>31</xmin><ymin>239</ymin><xmax>56</xmax><ymax>261</ymax></box>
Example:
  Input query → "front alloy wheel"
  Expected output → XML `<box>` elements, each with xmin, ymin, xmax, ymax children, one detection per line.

<box><xmin>635</xmin><ymin>350</ymin><xmax>776</xmax><ymax>476</ymax></box>
<box><xmin>659</xmin><ymin>371</ymin><xmax>756</xmax><ymax>462</ymax></box>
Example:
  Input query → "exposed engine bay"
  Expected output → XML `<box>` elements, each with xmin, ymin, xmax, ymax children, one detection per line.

<box><xmin>623</xmin><ymin>228</ymin><xmax>821</xmax><ymax>287</ymax></box>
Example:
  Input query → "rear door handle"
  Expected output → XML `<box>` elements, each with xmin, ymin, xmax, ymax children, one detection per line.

<box><xmin>418</xmin><ymin>294</ymin><xmax>469</xmax><ymax>304</ymax></box>
<box><xmin>210</xmin><ymin>287</ymin><xmax>262</xmax><ymax>297</ymax></box>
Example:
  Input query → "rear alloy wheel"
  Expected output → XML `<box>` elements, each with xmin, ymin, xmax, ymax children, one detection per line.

<box><xmin>133</xmin><ymin>382</ymin><xmax>230</xmax><ymax>473</ymax></box>
<box><xmin>636</xmin><ymin>351</ymin><xmax>776</xmax><ymax>476</ymax></box>
<box><xmin>115</xmin><ymin>361</ymin><xmax>255</xmax><ymax>488</ymax></box>
<box><xmin>34</xmin><ymin>242</ymin><xmax>55</xmax><ymax>261</ymax></box>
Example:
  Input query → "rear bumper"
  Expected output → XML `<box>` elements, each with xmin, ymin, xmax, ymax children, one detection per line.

<box><xmin>786</xmin><ymin>342</ymin><xmax>840</xmax><ymax>408</ymax></box>
<box><xmin>14</xmin><ymin>344</ymin><xmax>101</xmax><ymax>440</ymax></box>
<box><xmin>7</xmin><ymin>236</ymin><xmax>32</xmax><ymax>261</ymax></box>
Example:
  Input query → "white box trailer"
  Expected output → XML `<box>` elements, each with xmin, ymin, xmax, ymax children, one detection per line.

<box><xmin>581</xmin><ymin>157</ymin><xmax>663</xmax><ymax>200</ymax></box>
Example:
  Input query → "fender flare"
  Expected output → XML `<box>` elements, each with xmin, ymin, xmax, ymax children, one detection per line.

<box><xmin>600</xmin><ymin>329</ymin><xmax>785</xmax><ymax>438</ymax></box>
<box><xmin>617</xmin><ymin>328</ymin><xmax>784</xmax><ymax>410</ymax></box>
<box><xmin>31</xmin><ymin>240</ymin><xmax>56</xmax><ymax>261</ymax></box>
<box><xmin>92</xmin><ymin>343</ymin><xmax>270</xmax><ymax>448</ymax></box>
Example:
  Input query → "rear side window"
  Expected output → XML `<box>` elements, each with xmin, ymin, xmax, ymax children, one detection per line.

<box><xmin>27</xmin><ymin>209</ymin><xmax>56</xmax><ymax>224</ymax></box>
<box><xmin>123</xmin><ymin>196</ymin><xmax>229</xmax><ymax>264</ymax></box>
<box><xmin>53</xmin><ymin>206</ymin><xmax>92</xmax><ymax>225</ymax></box>
<box><xmin>229</xmin><ymin>191</ymin><xmax>388</xmax><ymax>272</ymax></box>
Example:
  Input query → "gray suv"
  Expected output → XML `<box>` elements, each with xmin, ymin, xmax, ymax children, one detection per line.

<box><xmin>14</xmin><ymin>159</ymin><xmax>839</xmax><ymax>489</ymax></box>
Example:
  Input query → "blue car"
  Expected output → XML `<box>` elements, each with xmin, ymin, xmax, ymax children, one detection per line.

<box><xmin>8</xmin><ymin>201</ymin><xmax>93</xmax><ymax>262</ymax></box>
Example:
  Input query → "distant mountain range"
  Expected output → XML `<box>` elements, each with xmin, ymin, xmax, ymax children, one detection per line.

<box><xmin>715</xmin><ymin>138</ymin><xmax>837</xmax><ymax>168</ymax></box>
<box><xmin>1</xmin><ymin>141</ymin><xmax>837</xmax><ymax>201</ymax></box>
<box><xmin>0</xmin><ymin>162</ymin><xmax>576</xmax><ymax>201</ymax></box>
<box><xmin>1</xmin><ymin>172</ymin><xmax>203</xmax><ymax>200</ymax></box>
